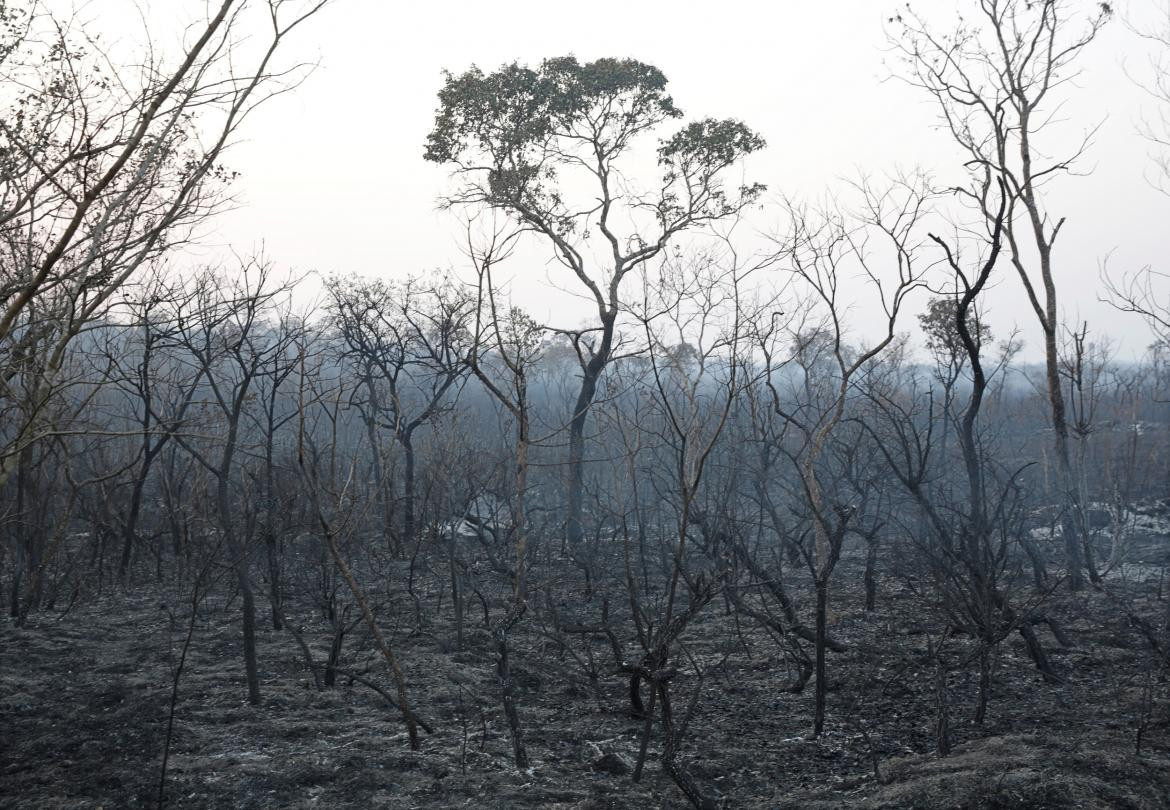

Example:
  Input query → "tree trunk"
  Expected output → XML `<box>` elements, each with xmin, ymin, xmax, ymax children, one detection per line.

<box><xmin>566</xmin><ymin>369</ymin><xmax>598</xmax><ymax>548</ymax></box>
<box><xmin>401</xmin><ymin>433</ymin><xmax>416</xmax><ymax>555</ymax></box>
<box><xmin>495</xmin><ymin>626</ymin><xmax>527</xmax><ymax>768</ymax></box>
<box><xmin>935</xmin><ymin>657</ymin><xmax>950</xmax><ymax>757</ymax></box>
<box><xmin>1019</xmin><ymin>529</ymin><xmax>1049</xmax><ymax>591</ymax></box>
<box><xmin>864</xmin><ymin>535</ymin><xmax>879</xmax><ymax>612</ymax></box>
<box><xmin>565</xmin><ymin>314</ymin><xmax>615</xmax><ymax>547</ymax></box>
<box><xmin>324</xmin><ymin>624</ymin><xmax>344</xmax><ymax>688</ymax></box>
<box><xmin>495</xmin><ymin>400</ymin><xmax>530</xmax><ymax>767</ymax></box>
<box><xmin>320</xmin><ymin>523</ymin><xmax>420</xmax><ymax>747</ymax></box>
<box><xmin>449</xmin><ymin>533</ymin><xmax>464</xmax><ymax>650</ymax></box>
<box><xmin>363</xmin><ymin>405</ymin><xmax>394</xmax><ymax>555</ymax></box>
<box><xmin>266</xmin><ymin>535</ymin><xmax>282</xmax><ymax>632</ymax></box>
<box><xmin>119</xmin><ymin>472</ymin><xmax>149</xmax><ymax>579</ymax></box>
<box><xmin>975</xmin><ymin>645</ymin><xmax>991</xmax><ymax>725</ymax></box>
<box><xmin>10</xmin><ymin>456</ymin><xmax>28</xmax><ymax>621</ymax></box>
<box><xmin>813</xmin><ymin>577</ymin><xmax>828</xmax><ymax>737</ymax></box>
<box><xmin>216</xmin><ymin>430</ymin><xmax>261</xmax><ymax>706</ymax></box>
<box><xmin>238</xmin><ymin>561</ymin><xmax>262</xmax><ymax>706</ymax></box>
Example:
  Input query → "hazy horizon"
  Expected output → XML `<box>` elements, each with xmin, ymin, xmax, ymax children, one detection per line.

<box><xmin>74</xmin><ymin>0</ymin><xmax>1170</xmax><ymax>360</ymax></box>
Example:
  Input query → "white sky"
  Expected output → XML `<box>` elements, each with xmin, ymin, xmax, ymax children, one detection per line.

<box><xmin>82</xmin><ymin>0</ymin><xmax>1170</xmax><ymax>360</ymax></box>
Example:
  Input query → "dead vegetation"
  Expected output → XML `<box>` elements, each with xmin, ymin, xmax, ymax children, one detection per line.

<box><xmin>3</xmin><ymin>548</ymin><xmax>1168</xmax><ymax>809</ymax></box>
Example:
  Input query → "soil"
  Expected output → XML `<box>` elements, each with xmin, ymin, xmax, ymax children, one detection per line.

<box><xmin>2</xmin><ymin>548</ymin><xmax>1169</xmax><ymax>809</ymax></box>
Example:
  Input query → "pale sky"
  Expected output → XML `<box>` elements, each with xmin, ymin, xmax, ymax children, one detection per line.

<box><xmin>86</xmin><ymin>0</ymin><xmax>1170</xmax><ymax>360</ymax></box>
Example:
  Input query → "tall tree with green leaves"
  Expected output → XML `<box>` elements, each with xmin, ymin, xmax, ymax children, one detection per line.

<box><xmin>425</xmin><ymin>56</ymin><xmax>764</xmax><ymax>546</ymax></box>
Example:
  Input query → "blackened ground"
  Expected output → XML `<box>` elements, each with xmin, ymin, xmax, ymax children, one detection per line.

<box><xmin>2</xmin><ymin>548</ymin><xmax>1169</xmax><ymax>809</ymax></box>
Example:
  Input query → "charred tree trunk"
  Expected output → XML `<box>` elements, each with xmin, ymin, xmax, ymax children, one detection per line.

<box><xmin>935</xmin><ymin>656</ymin><xmax>950</xmax><ymax>757</ymax></box>
<box><xmin>813</xmin><ymin>577</ymin><xmax>829</xmax><ymax>737</ymax></box>
<box><xmin>566</xmin><ymin>367</ymin><xmax>599</xmax><ymax>548</ymax></box>
<box><xmin>566</xmin><ymin>313</ymin><xmax>615</xmax><ymax>547</ymax></box>
<box><xmin>401</xmin><ymin>431</ymin><xmax>416</xmax><ymax>555</ymax></box>
<box><xmin>219</xmin><ymin>471</ymin><xmax>261</xmax><ymax>706</ymax></box>
<box><xmin>864</xmin><ymin>534</ymin><xmax>879</xmax><ymax>612</ymax></box>
<box><xmin>119</xmin><ymin>471</ymin><xmax>149</xmax><ymax>579</ymax></box>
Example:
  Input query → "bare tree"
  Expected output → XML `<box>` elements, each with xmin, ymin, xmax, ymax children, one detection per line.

<box><xmin>167</xmin><ymin>258</ymin><xmax>297</xmax><ymax>706</ymax></box>
<box><xmin>465</xmin><ymin>224</ymin><xmax>543</xmax><ymax>768</ymax></box>
<box><xmin>0</xmin><ymin>0</ymin><xmax>334</xmax><ymax>489</ymax></box>
<box><xmin>623</xmin><ymin>252</ymin><xmax>750</xmax><ymax>809</ymax></box>
<box><xmin>868</xmin><ymin>181</ymin><xmax>1068</xmax><ymax>725</ymax></box>
<box><xmin>101</xmin><ymin>272</ymin><xmax>208</xmax><ymax>580</ymax></box>
<box><xmin>244</xmin><ymin>310</ymin><xmax>310</xmax><ymax>629</ymax></box>
<box><xmin>1127</xmin><ymin>0</ymin><xmax>1170</xmax><ymax>193</ymax></box>
<box><xmin>761</xmin><ymin>175</ymin><xmax>933</xmax><ymax>735</ymax></box>
<box><xmin>296</xmin><ymin>441</ymin><xmax>426</xmax><ymax>749</ymax></box>
<box><xmin>892</xmin><ymin>0</ymin><xmax>1112</xmax><ymax>590</ymax></box>
<box><xmin>325</xmin><ymin>274</ymin><xmax>474</xmax><ymax>555</ymax></box>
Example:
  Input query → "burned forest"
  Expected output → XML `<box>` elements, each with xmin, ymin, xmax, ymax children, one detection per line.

<box><xmin>3</xmin><ymin>1</ymin><xmax>1170</xmax><ymax>808</ymax></box>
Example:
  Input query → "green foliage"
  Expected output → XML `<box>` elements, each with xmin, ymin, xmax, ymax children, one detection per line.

<box><xmin>424</xmin><ymin>56</ymin><xmax>679</xmax><ymax>168</ymax></box>
<box><xmin>424</xmin><ymin>55</ymin><xmax>764</xmax><ymax>237</ymax></box>
<box><xmin>658</xmin><ymin>117</ymin><xmax>764</xmax><ymax>169</ymax></box>
<box><xmin>424</xmin><ymin>62</ymin><xmax>556</xmax><ymax>167</ymax></box>
<box><xmin>918</xmin><ymin>296</ymin><xmax>992</xmax><ymax>364</ymax></box>
<box><xmin>658</xmin><ymin>117</ymin><xmax>767</xmax><ymax>220</ymax></box>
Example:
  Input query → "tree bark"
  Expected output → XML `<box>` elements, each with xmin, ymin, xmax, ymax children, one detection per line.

<box><xmin>401</xmin><ymin>432</ymin><xmax>416</xmax><ymax>553</ymax></box>
<box><xmin>813</xmin><ymin>577</ymin><xmax>828</xmax><ymax>737</ymax></box>
<box><xmin>565</xmin><ymin>315</ymin><xmax>615</xmax><ymax>547</ymax></box>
